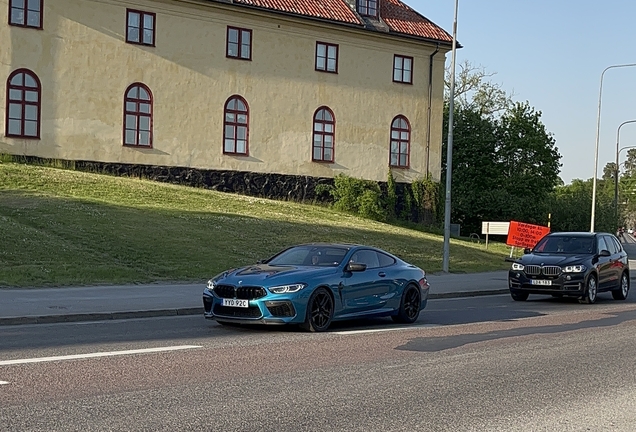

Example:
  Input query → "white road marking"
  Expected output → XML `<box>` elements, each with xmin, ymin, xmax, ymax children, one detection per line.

<box><xmin>0</xmin><ymin>381</ymin><xmax>9</xmax><ymax>385</ymax></box>
<box><xmin>334</xmin><ymin>324</ymin><xmax>439</xmax><ymax>335</ymax></box>
<box><xmin>0</xmin><ymin>345</ymin><xmax>202</xmax><ymax>366</ymax></box>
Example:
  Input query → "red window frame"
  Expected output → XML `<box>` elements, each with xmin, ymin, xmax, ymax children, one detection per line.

<box><xmin>123</xmin><ymin>83</ymin><xmax>153</xmax><ymax>148</ymax></box>
<box><xmin>315</xmin><ymin>42</ymin><xmax>339</xmax><ymax>74</ymax></box>
<box><xmin>312</xmin><ymin>107</ymin><xmax>335</xmax><ymax>163</ymax></box>
<box><xmin>223</xmin><ymin>95</ymin><xmax>249</xmax><ymax>156</ymax></box>
<box><xmin>393</xmin><ymin>55</ymin><xmax>413</xmax><ymax>84</ymax></box>
<box><xmin>389</xmin><ymin>115</ymin><xmax>410</xmax><ymax>168</ymax></box>
<box><xmin>226</xmin><ymin>26</ymin><xmax>252</xmax><ymax>61</ymax></box>
<box><xmin>126</xmin><ymin>9</ymin><xmax>156</xmax><ymax>47</ymax></box>
<box><xmin>357</xmin><ymin>0</ymin><xmax>378</xmax><ymax>17</ymax></box>
<box><xmin>8</xmin><ymin>0</ymin><xmax>43</xmax><ymax>29</ymax></box>
<box><xmin>5</xmin><ymin>68</ymin><xmax>41</xmax><ymax>139</ymax></box>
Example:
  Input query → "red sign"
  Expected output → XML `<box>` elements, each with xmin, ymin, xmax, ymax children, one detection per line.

<box><xmin>506</xmin><ymin>221</ymin><xmax>550</xmax><ymax>249</ymax></box>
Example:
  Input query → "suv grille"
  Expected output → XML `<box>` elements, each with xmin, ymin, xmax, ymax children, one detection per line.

<box><xmin>214</xmin><ymin>285</ymin><xmax>267</xmax><ymax>300</ymax></box>
<box><xmin>524</xmin><ymin>265</ymin><xmax>562</xmax><ymax>276</ymax></box>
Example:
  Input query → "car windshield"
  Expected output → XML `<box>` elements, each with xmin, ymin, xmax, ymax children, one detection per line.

<box><xmin>267</xmin><ymin>245</ymin><xmax>349</xmax><ymax>267</ymax></box>
<box><xmin>533</xmin><ymin>235</ymin><xmax>595</xmax><ymax>254</ymax></box>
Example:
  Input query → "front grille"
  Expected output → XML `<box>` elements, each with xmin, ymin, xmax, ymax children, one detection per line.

<box><xmin>214</xmin><ymin>285</ymin><xmax>267</xmax><ymax>300</ymax></box>
<box><xmin>524</xmin><ymin>265</ymin><xmax>541</xmax><ymax>275</ymax></box>
<box><xmin>541</xmin><ymin>266</ymin><xmax>561</xmax><ymax>276</ymax></box>
<box><xmin>524</xmin><ymin>265</ymin><xmax>561</xmax><ymax>276</ymax></box>
<box><xmin>213</xmin><ymin>304</ymin><xmax>262</xmax><ymax>319</ymax></box>
<box><xmin>265</xmin><ymin>301</ymin><xmax>296</xmax><ymax>318</ymax></box>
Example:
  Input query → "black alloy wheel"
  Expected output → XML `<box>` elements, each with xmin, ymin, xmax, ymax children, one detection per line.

<box><xmin>302</xmin><ymin>287</ymin><xmax>334</xmax><ymax>332</ymax></box>
<box><xmin>579</xmin><ymin>275</ymin><xmax>598</xmax><ymax>304</ymax></box>
<box><xmin>612</xmin><ymin>272</ymin><xmax>630</xmax><ymax>300</ymax></box>
<box><xmin>392</xmin><ymin>284</ymin><xmax>421</xmax><ymax>324</ymax></box>
<box><xmin>510</xmin><ymin>291</ymin><xmax>529</xmax><ymax>301</ymax></box>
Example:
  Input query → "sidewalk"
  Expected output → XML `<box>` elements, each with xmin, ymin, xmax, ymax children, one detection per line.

<box><xmin>0</xmin><ymin>271</ymin><xmax>511</xmax><ymax>326</ymax></box>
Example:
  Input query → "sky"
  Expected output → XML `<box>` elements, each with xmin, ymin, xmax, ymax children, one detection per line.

<box><xmin>409</xmin><ymin>0</ymin><xmax>636</xmax><ymax>185</ymax></box>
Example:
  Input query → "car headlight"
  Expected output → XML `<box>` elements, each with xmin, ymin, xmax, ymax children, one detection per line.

<box><xmin>269</xmin><ymin>283</ymin><xmax>307</xmax><ymax>294</ymax></box>
<box><xmin>511</xmin><ymin>263</ymin><xmax>524</xmax><ymax>271</ymax></box>
<box><xmin>206</xmin><ymin>279</ymin><xmax>216</xmax><ymax>291</ymax></box>
<box><xmin>563</xmin><ymin>265</ymin><xmax>586</xmax><ymax>273</ymax></box>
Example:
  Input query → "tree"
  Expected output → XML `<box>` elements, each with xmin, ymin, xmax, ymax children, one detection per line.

<box><xmin>603</xmin><ymin>162</ymin><xmax>617</xmax><ymax>181</ymax></box>
<box><xmin>444</xmin><ymin>60</ymin><xmax>514</xmax><ymax>118</ymax></box>
<box><xmin>623</xmin><ymin>149</ymin><xmax>636</xmax><ymax>177</ymax></box>
<box><xmin>441</xmin><ymin>65</ymin><xmax>562</xmax><ymax>235</ymax></box>
<box><xmin>548</xmin><ymin>179</ymin><xmax>615</xmax><ymax>233</ymax></box>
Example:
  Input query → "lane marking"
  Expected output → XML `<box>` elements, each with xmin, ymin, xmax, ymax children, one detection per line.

<box><xmin>0</xmin><ymin>345</ymin><xmax>202</xmax><ymax>366</ymax></box>
<box><xmin>334</xmin><ymin>324</ymin><xmax>439</xmax><ymax>335</ymax></box>
<box><xmin>0</xmin><ymin>381</ymin><xmax>9</xmax><ymax>385</ymax></box>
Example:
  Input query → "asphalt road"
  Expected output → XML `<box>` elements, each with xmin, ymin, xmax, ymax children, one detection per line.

<box><xmin>1</xmin><ymin>293</ymin><xmax>636</xmax><ymax>431</ymax></box>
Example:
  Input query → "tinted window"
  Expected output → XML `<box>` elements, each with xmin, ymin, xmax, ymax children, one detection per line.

<box><xmin>377</xmin><ymin>252</ymin><xmax>396</xmax><ymax>267</ymax></box>
<box><xmin>350</xmin><ymin>249</ymin><xmax>380</xmax><ymax>269</ymax></box>
<box><xmin>603</xmin><ymin>236</ymin><xmax>618</xmax><ymax>254</ymax></box>
<box><xmin>609</xmin><ymin>235</ymin><xmax>623</xmax><ymax>253</ymax></box>
<box><xmin>268</xmin><ymin>246</ymin><xmax>348</xmax><ymax>267</ymax></box>
<box><xmin>597</xmin><ymin>236</ymin><xmax>608</xmax><ymax>253</ymax></box>
<box><xmin>534</xmin><ymin>235</ymin><xmax>595</xmax><ymax>254</ymax></box>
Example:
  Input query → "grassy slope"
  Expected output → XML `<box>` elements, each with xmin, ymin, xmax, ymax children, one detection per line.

<box><xmin>0</xmin><ymin>162</ymin><xmax>512</xmax><ymax>287</ymax></box>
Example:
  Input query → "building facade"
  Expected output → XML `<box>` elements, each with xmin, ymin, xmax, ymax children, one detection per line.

<box><xmin>1</xmin><ymin>0</ymin><xmax>452</xmax><ymax>184</ymax></box>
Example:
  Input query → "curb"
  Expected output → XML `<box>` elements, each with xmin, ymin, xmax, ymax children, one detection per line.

<box><xmin>0</xmin><ymin>290</ymin><xmax>511</xmax><ymax>327</ymax></box>
<box><xmin>0</xmin><ymin>307</ymin><xmax>202</xmax><ymax>326</ymax></box>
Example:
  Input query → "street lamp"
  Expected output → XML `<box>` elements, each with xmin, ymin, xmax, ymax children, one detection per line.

<box><xmin>442</xmin><ymin>0</ymin><xmax>459</xmax><ymax>273</ymax></box>
<box><xmin>590</xmin><ymin>63</ymin><xmax>636</xmax><ymax>233</ymax></box>
<box><xmin>614</xmin><ymin>120</ymin><xmax>636</xmax><ymax>220</ymax></box>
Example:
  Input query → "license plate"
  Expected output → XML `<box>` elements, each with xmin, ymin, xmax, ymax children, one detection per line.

<box><xmin>222</xmin><ymin>299</ymin><xmax>249</xmax><ymax>308</ymax></box>
<box><xmin>531</xmin><ymin>279</ymin><xmax>552</xmax><ymax>286</ymax></box>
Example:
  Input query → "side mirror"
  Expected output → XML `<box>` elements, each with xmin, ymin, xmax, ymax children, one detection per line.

<box><xmin>346</xmin><ymin>262</ymin><xmax>367</xmax><ymax>272</ymax></box>
<box><xmin>599</xmin><ymin>249</ymin><xmax>611</xmax><ymax>257</ymax></box>
<box><xmin>523</xmin><ymin>248</ymin><xmax>531</xmax><ymax>254</ymax></box>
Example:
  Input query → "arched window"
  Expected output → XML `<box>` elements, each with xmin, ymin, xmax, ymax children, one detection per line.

<box><xmin>312</xmin><ymin>107</ymin><xmax>335</xmax><ymax>162</ymax></box>
<box><xmin>390</xmin><ymin>115</ymin><xmax>410</xmax><ymax>168</ymax></box>
<box><xmin>5</xmin><ymin>69</ymin><xmax>41</xmax><ymax>139</ymax></box>
<box><xmin>223</xmin><ymin>95</ymin><xmax>249</xmax><ymax>155</ymax></box>
<box><xmin>123</xmin><ymin>83</ymin><xmax>153</xmax><ymax>147</ymax></box>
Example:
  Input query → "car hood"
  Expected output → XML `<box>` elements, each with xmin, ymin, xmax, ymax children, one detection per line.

<box><xmin>519</xmin><ymin>254</ymin><xmax>591</xmax><ymax>266</ymax></box>
<box><xmin>214</xmin><ymin>264</ymin><xmax>338</xmax><ymax>286</ymax></box>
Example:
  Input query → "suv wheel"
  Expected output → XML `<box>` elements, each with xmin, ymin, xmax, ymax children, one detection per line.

<box><xmin>579</xmin><ymin>275</ymin><xmax>598</xmax><ymax>304</ymax></box>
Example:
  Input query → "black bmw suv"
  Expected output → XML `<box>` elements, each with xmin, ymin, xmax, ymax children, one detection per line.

<box><xmin>508</xmin><ymin>232</ymin><xmax>630</xmax><ymax>304</ymax></box>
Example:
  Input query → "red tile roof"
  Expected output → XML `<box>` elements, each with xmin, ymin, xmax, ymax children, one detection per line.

<box><xmin>381</xmin><ymin>0</ymin><xmax>453</xmax><ymax>42</ymax></box>
<box><xmin>235</xmin><ymin>0</ymin><xmax>361</xmax><ymax>25</ymax></box>
<box><xmin>231</xmin><ymin>0</ymin><xmax>452</xmax><ymax>43</ymax></box>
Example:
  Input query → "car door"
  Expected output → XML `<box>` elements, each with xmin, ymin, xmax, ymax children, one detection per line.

<box><xmin>595</xmin><ymin>236</ymin><xmax>613</xmax><ymax>290</ymax></box>
<box><xmin>605</xmin><ymin>235</ymin><xmax>626</xmax><ymax>287</ymax></box>
<box><xmin>340</xmin><ymin>249</ymin><xmax>393</xmax><ymax>315</ymax></box>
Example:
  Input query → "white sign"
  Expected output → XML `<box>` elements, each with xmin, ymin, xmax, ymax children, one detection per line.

<box><xmin>481</xmin><ymin>221</ymin><xmax>510</xmax><ymax>235</ymax></box>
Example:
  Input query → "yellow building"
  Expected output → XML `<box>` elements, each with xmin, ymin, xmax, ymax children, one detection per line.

<box><xmin>1</xmin><ymin>0</ymin><xmax>452</xmax><ymax>185</ymax></box>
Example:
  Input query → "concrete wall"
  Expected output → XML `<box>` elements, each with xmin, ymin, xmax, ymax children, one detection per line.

<box><xmin>0</xmin><ymin>0</ymin><xmax>448</xmax><ymax>183</ymax></box>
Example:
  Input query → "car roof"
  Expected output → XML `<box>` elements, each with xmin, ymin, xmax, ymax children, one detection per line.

<box><xmin>547</xmin><ymin>232</ymin><xmax>612</xmax><ymax>237</ymax></box>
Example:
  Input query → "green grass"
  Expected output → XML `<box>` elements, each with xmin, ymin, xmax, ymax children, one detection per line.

<box><xmin>0</xmin><ymin>161</ymin><xmax>513</xmax><ymax>288</ymax></box>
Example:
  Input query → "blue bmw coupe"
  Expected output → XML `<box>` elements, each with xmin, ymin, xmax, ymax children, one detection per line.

<box><xmin>202</xmin><ymin>243</ymin><xmax>430</xmax><ymax>332</ymax></box>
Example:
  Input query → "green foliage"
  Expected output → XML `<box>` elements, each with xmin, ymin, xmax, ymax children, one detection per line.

<box><xmin>442</xmin><ymin>101</ymin><xmax>562</xmax><ymax>234</ymax></box>
<box><xmin>386</xmin><ymin>168</ymin><xmax>398</xmax><ymax>219</ymax></box>
<box><xmin>330</xmin><ymin>174</ymin><xmax>386</xmax><ymax>221</ymax></box>
<box><xmin>411</xmin><ymin>176</ymin><xmax>441</xmax><ymax>224</ymax></box>
<box><xmin>548</xmin><ymin>178</ymin><xmax>615</xmax><ymax>233</ymax></box>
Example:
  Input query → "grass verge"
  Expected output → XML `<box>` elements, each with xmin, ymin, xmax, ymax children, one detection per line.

<box><xmin>0</xmin><ymin>162</ymin><xmax>512</xmax><ymax>288</ymax></box>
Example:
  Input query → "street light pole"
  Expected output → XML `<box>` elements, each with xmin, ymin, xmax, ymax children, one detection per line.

<box><xmin>442</xmin><ymin>0</ymin><xmax>459</xmax><ymax>273</ymax></box>
<box><xmin>614</xmin><ymin>120</ymin><xmax>636</xmax><ymax>223</ymax></box>
<box><xmin>590</xmin><ymin>63</ymin><xmax>636</xmax><ymax>233</ymax></box>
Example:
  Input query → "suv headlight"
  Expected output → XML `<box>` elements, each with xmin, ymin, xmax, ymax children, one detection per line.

<box><xmin>269</xmin><ymin>283</ymin><xmax>307</xmax><ymax>294</ymax></box>
<box><xmin>511</xmin><ymin>263</ymin><xmax>524</xmax><ymax>271</ymax></box>
<box><xmin>563</xmin><ymin>265</ymin><xmax>586</xmax><ymax>273</ymax></box>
